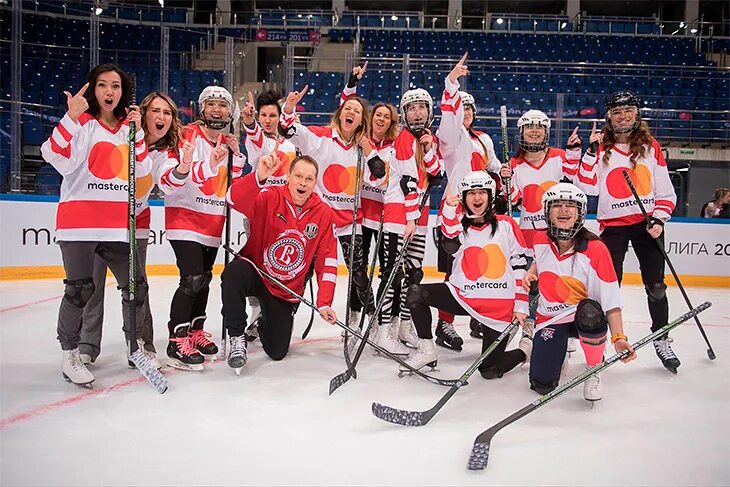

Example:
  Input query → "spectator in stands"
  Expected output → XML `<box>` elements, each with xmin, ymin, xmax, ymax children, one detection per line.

<box><xmin>701</xmin><ymin>188</ymin><xmax>730</xmax><ymax>218</ymax></box>
<box><xmin>79</xmin><ymin>92</ymin><xmax>184</xmax><ymax>369</ymax></box>
<box><xmin>40</xmin><ymin>63</ymin><xmax>154</xmax><ymax>387</ymax></box>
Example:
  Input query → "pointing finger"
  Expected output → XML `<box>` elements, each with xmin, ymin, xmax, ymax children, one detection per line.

<box><xmin>591</xmin><ymin>121</ymin><xmax>597</xmax><ymax>134</ymax></box>
<box><xmin>362</xmin><ymin>60</ymin><xmax>368</xmax><ymax>72</ymax></box>
<box><xmin>64</xmin><ymin>91</ymin><xmax>73</xmax><ymax>102</ymax></box>
<box><xmin>247</xmin><ymin>91</ymin><xmax>254</xmax><ymax>105</ymax></box>
<box><xmin>76</xmin><ymin>82</ymin><xmax>90</xmax><ymax>97</ymax></box>
<box><xmin>572</xmin><ymin>126</ymin><xmax>579</xmax><ymax>136</ymax></box>
<box><xmin>459</xmin><ymin>52</ymin><xmax>468</xmax><ymax>65</ymax></box>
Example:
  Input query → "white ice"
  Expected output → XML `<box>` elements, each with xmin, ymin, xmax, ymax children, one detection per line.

<box><xmin>1</xmin><ymin>276</ymin><xmax>728</xmax><ymax>486</ymax></box>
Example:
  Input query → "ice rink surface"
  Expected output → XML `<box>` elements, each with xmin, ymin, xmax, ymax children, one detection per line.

<box><xmin>1</xmin><ymin>275</ymin><xmax>728</xmax><ymax>486</ymax></box>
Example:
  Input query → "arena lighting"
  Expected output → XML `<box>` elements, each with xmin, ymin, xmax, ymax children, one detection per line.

<box><xmin>158</xmin><ymin>0</ymin><xmax>163</xmax><ymax>6</ymax></box>
<box><xmin>94</xmin><ymin>7</ymin><xmax>103</xmax><ymax>15</ymax></box>
<box><xmin>496</xmin><ymin>18</ymin><xmax>504</xmax><ymax>24</ymax></box>
<box><xmin>690</xmin><ymin>28</ymin><xmax>698</xmax><ymax>34</ymax></box>
<box><xmin>391</xmin><ymin>15</ymin><xmax>398</xmax><ymax>21</ymax></box>
<box><xmin>561</xmin><ymin>22</ymin><xmax>567</xmax><ymax>28</ymax></box>
<box><xmin>679</xmin><ymin>21</ymin><xmax>685</xmax><ymax>28</ymax></box>
<box><xmin>297</xmin><ymin>13</ymin><xmax>302</xmax><ymax>17</ymax></box>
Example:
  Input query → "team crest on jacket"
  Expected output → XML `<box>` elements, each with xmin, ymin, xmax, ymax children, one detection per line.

<box><xmin>265</xmin><ymin>229</ymin><xmax>307</xmax><ymax>280</ymax></box>
<box><xmin>303</xmin><ymin>222</ymin><xmax>319</xmax><ymax>239</ymax></box>
<box><xmin>540</xmin><ymin>328</ymin><xmax>555</xmax><ymax>341</ymax></box>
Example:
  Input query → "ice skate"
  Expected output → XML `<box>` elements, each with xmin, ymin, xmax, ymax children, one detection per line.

<box><xmin>398</xmin><ymin>318</ymin><xmax>419</xmax><ymax>348</ymax></box>
<box><xmin>62</xmin><ymin>349</ymin><xmax>95</xmax><ymax>388</ymax></box>
<box><xmin>567</xmin><ymin>336</ymin><xmax>578</xmax><ymax>354</ymax></box>
<box><xmin>469</xmin><ymin>318</ymin><xmax>483</xmax><ymax>339</ymax></box>
<box><xmin>398</xmin><ymin>338</ymin><xmax>437</xmax><ymax>376</ymax></box>
<box><xmin>342</xmin><ymin>310</ymin><xmax>361</xmax><ymax>338</ymax></box>
<box><xmin>79</xmin><ymin>352</ymin><xmax>95</xmax><ymax>366</ymax></box>
<box><xmin>518</xmin><ymin>333</ymin><xmax>533</xmax><ymax>369</ymax></box>
<box><xmin>583</xmin><ymin>366</ymin><xmax>602</xmax><ymax>405</ymax></box>
<box><xmin>376</xmin><ymin>317</ymin><xmax>410</xmax><ymax>355</ymax></box>
<box><xmin>127</xmin><ymin>339</ymin><xmax>162</xmax><ymax>370</ymax></box>
<box><xmin>166</xmin><ymin>323</ymin><xmax>205</xmax><ymax>371</ymax></box>
<box><xmin>435</xmin><ymin>319</ymin><xmax>463</xmax><ymax>351</ymax></box>
<box><xmin>190</xmin><ymin>316</ymin><xmax>219</xmax><ymax>360</ymax></box>
<box><xmin>653</xmin><ymin>336</ymin><xmax>681</xmax><ymax>374</ymax></box>
<box><xmin>227</xmin><ymin>334</ymin><xmax>248</xmax><ymax>376</ymax></box>
<box><xmin>245</xmin><ymin>317</ymin><xmax>260</xmax><ymax>343</ymax></box>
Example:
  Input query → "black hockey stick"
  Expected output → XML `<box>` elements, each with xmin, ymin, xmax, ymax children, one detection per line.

<box><xmin>622</xmin><ymin>170</ymin><xmax>716</xmax><ymax>360</ymax></box>
<box><xmin>499</xmin><ymin>105</ymin><xmax>513</xmax><ymax>215</ymax></box>
<box><xmin>220</xmin><ymin>107</ymin><xmax>239</xmax><ymax>359</ymax></box>
<box><xmin>126</xmin><ymin>75</ymin><xmax>168</xmax><ymax>394</ymax></box>
<box><xmin>343</xmin><ymin>146</ymin><xmax>364</xmax><ymax>354</ymax></box>
<box><xmin>372</xmin><ymin>307</ymin><xmax>575</xmax><ymax>426</ymax></box>
<box><xmin>329</xmin><ymin>186</ymin><xmax>435</xmax><ymax>395</ymax></box>
<box><xmin>344</xmin><ymin>209</ymin><xmax>385</xmax><ymax>374</ymax></box>
<box><xmin>300</xmin><ymin>277</ymin><xmax>316</xmax><ymax>339</ymax></box>
<box><xmin>467</xmin><ymin>301</ymin><xmax>712</xmax><ymax>471</ymax></box>
<box><xmin>222</xmin><ymin>246</ymin><xmax>460</xmax><ymax>388</ymax></box>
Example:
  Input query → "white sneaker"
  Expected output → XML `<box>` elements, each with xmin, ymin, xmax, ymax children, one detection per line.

<box><xmin>62</xmin><ymin>349</ymin><xmax>95</xmax><ymax>386</ymax></box>
<box><xmin>398</xmin><ymin>318</ymin><xmax>419</xmax><ymax>348</ymax></box>
<box><xmin>583</xmin><ymin>366</ymin><xmax>602</xmax><ymax>401</ymax></box>
<box><xmin>376</xmin><ymin>318</ymin><xmax>411</xmax><ymax>355</ymax></box>
<box><xmin>399</xmin><ymin>339</ymin><xmax>437</xmax><ymax>372</ymax></box>
<box><xmin>567</xmin><ymin>337</ymin><xmax>578</xmax><ymax>353</ymax></box>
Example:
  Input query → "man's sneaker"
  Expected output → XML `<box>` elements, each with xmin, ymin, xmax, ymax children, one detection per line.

<box><xmin>435</xmin><ymin>319</ymin><xmax>463</xmax><ymax>351</ymax></box>
<box><xmin>228</xmin><ymin>334</ymin><xmax>248</xmax><ymax>375</ymax></box>
<box><xmin>653</xmin><ymin>336</ymin><xmax>681</xmax><ymax>373</ymax></box>
<box><xmin>166</xmin><ymin>323</ymin><xmax>205</xmax><ymax>371</ymax></box>
<box><xmin>583</xmin><ymin>366</ymin><xmax>602</xmax><ymax>402</ymax></box>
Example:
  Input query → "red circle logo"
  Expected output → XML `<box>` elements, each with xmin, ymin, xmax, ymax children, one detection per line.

<box><xmin>322</xmin><ymin>164</ymin><xmax>358</xmax><ymax>195</ymax></box>
<box><xmin>460</xmin><ymin>243</ymin><xmax>507</xmax><ymax>280</ymax></box>
<box><xmin>539</xmin><ymin>272</ymin><xmax>588</xmax><ymax>305</ymax></box>
<box><xmin>607</xmin><ymin>165</ymin><xmax>652</xmax><ymax>199</ymax></box>
<box><xmin>523</xmin><ymin>181</ymin><xmax>557</xmax><ymax>213</ymax></box>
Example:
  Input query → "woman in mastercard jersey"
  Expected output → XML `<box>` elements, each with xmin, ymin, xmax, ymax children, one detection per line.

<box><xmin>40</xmin><ymin>63</ymin><xmax>153</xmax><ymax>387</ymax></box>
<box><xmin>161</xmin><ymin>85</ymin><xmax>247</xmax><ymax>371</ymax></box>
<box><xmin>79</xmin><ymin>91</ymin><xmax>185</xmax><ymax>369</ymax></box>
<box><xmin>434</xmin><ymin>53</ymin><xmax>504</xmax><ymax>347</ymax></box>
<box><xmin>403</xmin><ymin>172</ymin><xmax>530</xmax><ymax>376</ymax></box>
<box><xmin>523</xmin><ymin>183</ymin><xmax>636</xmax><ymax>402</ymax></box>
<box><xmin>278</xmin><ymin>84</ymin><xmax>387</xmax><ymax>333</ymax></box>
<box><xmin>575</xmin><ymin>90</ymin><xmax>679</xmax><ymax>374</ymax></box>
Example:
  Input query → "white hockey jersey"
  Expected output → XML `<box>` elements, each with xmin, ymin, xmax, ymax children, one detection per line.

<box><xmin>243</xmin><ymin>122</ymin><xmax>297</xmax><ymax>187</ymax></box>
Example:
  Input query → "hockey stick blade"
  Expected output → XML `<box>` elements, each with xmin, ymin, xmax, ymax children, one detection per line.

<box><xmin>130</xmin><ymin>349</ymin><xmax>168</xmax><ymax>394</ymax></box>
<box><xmin>371</xmin><ymin>402</ymin><xmax>429</xmax><ymax>426</ymax></box>
<box><xmin>622</xmin><ymin>170</ymin><xmax>716</xmax><ymax>361</ymax></box>
<box><xmin>466</xmin><ymin>301</ymin><xmax>711</xmax><ymax>471</ymax></box>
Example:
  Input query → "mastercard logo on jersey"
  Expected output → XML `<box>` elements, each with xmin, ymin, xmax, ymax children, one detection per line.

<box><xmin>461</xmin><ymin>243</ymin><xmax>507</xmax><ymax>281</ymax></box>
<box><xmin>539</xmin><ymin>272</ymin><xmax>587</xmax><ymax>305</ymax></box>
<box><xmin>200</xmin><ymin>166</ymin><xmax>229</xmax><ymax>198</ymax></box>
<box><xmin>272</xmin><ymin>150</ymin><xmax>296</xmax><ymax>177</ymax></box>
<box><xmin>607</xmin><ymin>164</ymin><xmax>652</xmax><ymax>199</ymax></box>
<box><xmin>522</xmin><ymin>181</ymin><xmax>558</xmax><ymax>213</ymax></box>
<box><xmin>322</xmin><ymin>164</ymin><xmax>360</xmax><ymax>196</ymax></box>
<box><xmin>88</xmin><ymin>141</ymin><xmax>153</xmax><ymax>198</ymax></box>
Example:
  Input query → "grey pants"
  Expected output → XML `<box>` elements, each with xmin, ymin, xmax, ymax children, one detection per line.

<box><xmin>57</xmin><ymin>241</ymin><xmax>147</xmax><ymax>351</ymax></box>
<box><xmin>79</xmin><ymin>239</ymin><xmax>155</xmax><ymax>361</ymax></box>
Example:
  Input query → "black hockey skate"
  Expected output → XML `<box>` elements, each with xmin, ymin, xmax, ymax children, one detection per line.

<box><xmin>245</xmin><ymin>317</ymin><xmax>261</xmax><ymax>343</ymax></box>
<box><xmin>435</xmin><ymin>319</ymin><xmax>463</xmax><ymax>351</ymax></box>
<box><xmin>190</xmin><ymin>316</ymin><xmax>219</xmax><ymax>358</ymax></box>
<box><xmin>653</xmin><ymin>335</ymin><xmax>681</xmax><ymax>374</ymax></box>
<box><xmin>469</xmin><ymin>318</ymin><xmax>483</xmax><ymax>339</ymax></box>
<box><xmin>167</xmin><ymin>323</ymin><xmax>205</xmax><ymax>371</ymax></box>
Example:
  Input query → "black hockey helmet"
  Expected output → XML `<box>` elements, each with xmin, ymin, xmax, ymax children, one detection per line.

<box><xmin>604</xmin><ymin>90</ymin><xmax>641</xmax><ymax>134</ymax></box>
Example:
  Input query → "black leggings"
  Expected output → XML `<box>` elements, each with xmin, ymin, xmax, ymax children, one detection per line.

<box><xmin>168</xmin><ymin>240</ymin><xmax>219</xmax><ymax>336</ymax></box>
<box><xmin>221</xmin><ymin>258</ymin><xmax>298</xmax><ymax>361</ymax></box>
<box><xmin>601</xmin><ymin>221</ymin><xmax>668</xmax><ymax>331</ymax></box>
<box><xmin>408</xmin><ymin>283</ymin><xmax>525</xmax><ymax>374</ymax></box>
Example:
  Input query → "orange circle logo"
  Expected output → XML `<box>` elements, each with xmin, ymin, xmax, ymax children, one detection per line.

<box><xmin>539</xmin><ymin>272</ymin><xmax>588</xmax><ymax>304</ymax></box>
<box><xmin>136</xmin><ymin>173</ymin><xmax>153</xmax><ymax>198</ymax></box>
<box><xmin>322</xmin><ymin>164</ymin><xmax>358</xmax><ymax>195</ymax></box>
<box><xmin>272</xmin><ymin>150</ymin><xmax>296</xmax><ymax>177</ymax></box>
<box><xmin>607</xmin><ymin>165</ymin><xmax>652</xmax><ymax>199</ymax></box>
<box><xmin>523</xmin><ymin>181</ymin><xmax>557</xmax><ymax>213</ymax></box>
<box><xmin>88</xmin><ymin>142</ymin><xmax>130</xmax><ymax>181</ymax></box>
<box><xmin>460</xmin><ymin>243</ymin><xmax>507</xmax><ymax>280</ymax></box>
<box><xmin>201</xmin><ymin>166</ymin><xmax>229</xmax><ymax>198</ymax></box>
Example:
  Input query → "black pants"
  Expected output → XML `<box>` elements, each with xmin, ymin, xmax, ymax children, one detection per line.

<box><xmin>376</xmin><ymin>232</ymin><xmax>403</xmax><ymax>323</ymax></box>
<box><xmin>529</xmin><ymin>323</ymin><xmax>578</xmax><ymax>390</ymax></box>
<box><xmin>221</xmin><ymin>258</ymin><xmax>298</xmax><ymax>361</ymax></box>
<box><xmin>168</xmin><ymin>240</ymin><xmax>219</xmax><ymax>336</ymax></box>
<box><xmin>339</xmin><ymin>234</ymin><xmax>374</xmax><ymax>314</ymax></box>
<box><xmin>601</xmin><ymin>221</ymin><xmax>668</xmax><ymax>331</ymax></box>
<box><xmin>409</xmin><ymin>283</ymin><xmax>525</xmax><ymax>374</ymax></box>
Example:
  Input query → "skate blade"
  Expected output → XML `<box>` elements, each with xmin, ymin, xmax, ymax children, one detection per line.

<box><xmin>435</xmin><ymin>338</ymin><xmax>463</xmax><ymax>352</ymax></box>
<box><xmin>586</xmin><ymin>398</ymin><xmax>601</xmax><ymax>408</ymax></box>
<box><xmin>63</xmin><ymin>373</ymin><xmax>94</xmax><ymax>388</ymax></box>
<box><xmin>234</xmin><ymin>367</ymin><xmax>243</xmax><ymax>376</ymax></box>
<box><xmin>398</xmin><ymin>361</ymin><xmax>438</xmax><ymax>377</ymax></box>
<box><xmin>202</xmin><ymin>353</ymin><xmax>218</xmax><ymax>362</ymax></box>
<box><xmin>167</xmin><ymin>359</ymin><xmax>204</xmax><ymax>372</ymax></box>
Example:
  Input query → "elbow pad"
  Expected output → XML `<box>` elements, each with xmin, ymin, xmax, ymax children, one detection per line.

<box><xmin>346</xmin><ymin>72</ymin><xmax>360</xmax><ymax>89</ymax></box>
<box><xmin>278</xmin><ymin>123</ymin><xmax>296</xmax><ymax>139</ymax></box>
<box><xmin>441</xmin><ymin>236</ymin><xmax>461</xmax><ymax>255</ymax></box>
<box><xmin>367</xmin><ymin>155</ymin><xmax>386</xmax><ymax>179</ymax></box>
<box><xmin>399</xmin><ymin>175</ymin><xmax>418</xmax><ymax>196</ymax></box>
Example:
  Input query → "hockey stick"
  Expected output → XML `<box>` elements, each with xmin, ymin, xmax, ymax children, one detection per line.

<box><xmin>622</xmin><ymin>170</ymin><xmax>716</xmax><ymax>360</ymax></box>
<box><xmin>372</xmin><ymin>307</ymin><xmax>576</xmax><ymax>426</ymax></box>
<box><xmin>344</xmin><ymin>209</ymin><xmax>386</xmax><ymax>374</ymax></box>
<box><xmin>329</xmin><ymin>186</ymin><xmax>436</xmax><ymax>395</ymax></box>
<box><xmin>499</xmin><ymin>105</ymin><xmax>513</xmax><ymax>216</ymax></box>
<box><xmin>343</xmin><ymin>146</ymin><xmax>364</xmax><ymax>358</ymax></box>
<box><xmin>466</xmin><ymin>301</ymin><xmax>712</xmax><ymax>471</ymax></box>
<box><xmin>300</xmin><ymin>276</ymin><xmax>316</xmax><ymax>339</ymax></box>
<box><xmin>126</xmin><ymin>75</ymin><xmax>168</xmax><ymax>394</ymax></box>
<box><xmin>222</xmin><ymin>246</ymin><xmax>460</xmax><ymax>388</ymax></box>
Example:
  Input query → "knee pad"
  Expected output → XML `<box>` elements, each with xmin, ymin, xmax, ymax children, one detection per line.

<box><xmin>180</xmin><ymin>273</ymin><xmax>208</xmax><ymax>297</ymax></box>
<box><xmin>405</xmin><ymin>284</ymin><xmax>428</xmax><ymax>309</ymax></box>
<box><xmin>404</xmin><ymin>266</ymin><xmax>424</xmax><ymax>287</ymax></box>
<box><xmin>63</xmin><ymin>278</ymin><xmax>95</xmax><ymax>308</ymax></box>
<box><xmin>530</xmin><ymin>377</ymin><xmax>559</xmax><ymax>395</ymax></box>
<box><xmin>575</xmin><ymin>298</ymin><xmax>608</xmax><ymax>336</ymax></box>
<box><xmin>441</xmin><ymin>236</ymin><xmax>461</xmax><ymax>255</ymax></box>
<box><xmin>121</xmin><ymin>279</ymin><xmax>149</xmax><ymax>306</ymax></box>
<box><xmin>645</xmin><ymin>282</ymin><xmax>667</xmax><ymax>302</ymax></box>
<box><xmin>352</xmin><ymin>267</ymin><xmax>369</xmax><ymax>290</ymax></box>
<box><xmin>380</xmin><ymin>265</ymin><xmax>403</xmax><ymax>284</ymax></box>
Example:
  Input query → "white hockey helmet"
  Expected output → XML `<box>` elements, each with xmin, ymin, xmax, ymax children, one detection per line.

<box><xmin>541</xmin><ymin>182</ymin><xmax>587</xmax><ymax>240</ymax></box>
<box><xmin>459</xmin><ymin>91</ymin><xmax>476</xmax><ymax>111</ymax></box>
<box><xmin>399</xmin><ymin>88</ymin><xmax>434</xmax><ymax>135</ymax></box>
<box><xmin>459</xmin><ymin>170</ymin><xmax>496</xmax><ymax>218</ymax></box>
<box><xmin>198</xmin><ymin>85</ymin><xmax>234</xmax><ymax>130</ymax></box>
<box><xmin>517</xmin><ymin>109</ymin><xmax>551</xmax><ymax>152</ymax></box>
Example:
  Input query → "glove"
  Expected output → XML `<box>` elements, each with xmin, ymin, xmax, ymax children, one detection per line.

<box><xmin>493</xmin><ymin>193</ymin><xmax>508</xmax><ymax>215</ymax></box>
<box><xmin>366</xmin><ymin>155</ymin><xmax>386</xmax><ymax>179</ymax></box>
<box><xmin>427</xmin><ymin>172</ymin><xmax>444</xmax><ymax>189</ymax></box>
<box><xmin>588</xmin><ymin>140</ymin><xmax>599</xmax><ymax>154</ymax></box>
<box><xmin>566</xmin><ymin>140</ymin><xmax>582</xmax><ymax>150</ymax></box>
<box><xmin>648</xmin><ymin>216</ymin><xmax>665</xmax><ymax>228</ymax></box>
<box><xmin>441</xmin><ymin>235</ymin><xmax>461</xmax><ymax>255</ymax></box>
<box><xmin>278</xmin><ymin>123</ymin><xmax>296</xmax><ymax>139</ymax></box>
<box><xmin>347</xmin><ymin>72</ymin><xmax>360</xmax><ymax>89</ymax></box>
<box><xmin>399</xmin><ymin>175</ymin><xmax>418</xmax><ymax>196</ymax></box>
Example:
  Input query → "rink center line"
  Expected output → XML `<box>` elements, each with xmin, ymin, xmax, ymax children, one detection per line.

<box><xmin>0</xmin><ymin>335</ymin><xmax>340</xmax><ymax>430</ymax></box>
